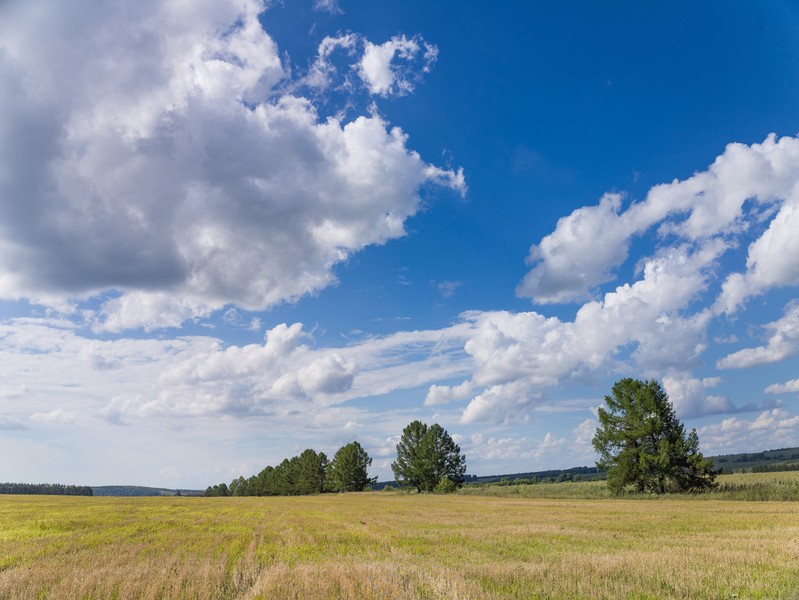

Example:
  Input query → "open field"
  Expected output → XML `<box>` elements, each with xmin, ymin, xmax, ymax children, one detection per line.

<box><xmin>2</xmin><ymin>479</ymin><xmax>799</xmax><ymax>599</ymax></box>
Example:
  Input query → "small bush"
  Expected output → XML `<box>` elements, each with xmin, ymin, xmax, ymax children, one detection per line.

<box><xmin>435</xmin><ymin>477</ymin><xmax>458</xmax><ymax>494</ymax></box>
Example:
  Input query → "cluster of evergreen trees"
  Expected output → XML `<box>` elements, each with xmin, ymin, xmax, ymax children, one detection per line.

<box><xmin>0</xmin><ymin>483</ymin><xmax>93</xmax><ymax>496</ymax></box>
<box><xmin>205</xmin><ymin>441</ymin><xmax>375</xmax><ymax>497</ymax></box>
<box><xmin>205</xmin><ymin>420</ymin><xmax>469</xmax><ymax>497</ymax></box>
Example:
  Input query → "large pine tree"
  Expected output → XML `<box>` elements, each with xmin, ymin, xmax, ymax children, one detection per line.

<box><xmin>593</xmin><ymin>378</ymin><xmax>717</xmax><ymax>494</ymax></box>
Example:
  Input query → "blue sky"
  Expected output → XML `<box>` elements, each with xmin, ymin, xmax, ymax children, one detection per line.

<box><xmin>2</xmin><ymin>0</ymin><xmax>799</xmax><ymax>487</ymax></box>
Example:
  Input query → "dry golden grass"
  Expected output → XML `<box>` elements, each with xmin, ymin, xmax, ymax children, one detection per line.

<box><xmin>2</xmin><ymin>486</ymin><xmax>799</xmax><ymax>599</ymax></box>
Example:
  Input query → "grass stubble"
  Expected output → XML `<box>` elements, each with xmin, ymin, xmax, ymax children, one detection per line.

<box><xmin>1</xmin><ymin>473</ymin><xmax>799</xmax><ymax>599</ymax></box>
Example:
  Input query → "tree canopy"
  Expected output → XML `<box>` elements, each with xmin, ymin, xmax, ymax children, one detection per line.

<box><xmin>327</xmin><ymin>441</ymin><xmax>376</xmax><ymax>492</ymax></box>
<box><xmin>204</xmin><ymin>445</ymin><xmax>370</xmax><ymax>497</ymax></box>
<box><xmin>592</xmin><ymin>378</ymin><xmax>717</xmax><ymax>494</ymax></box>
<box><xmin>392</xmin><ymin>420</ymin><xmax>466</xmax><ymax>492</ymax></box>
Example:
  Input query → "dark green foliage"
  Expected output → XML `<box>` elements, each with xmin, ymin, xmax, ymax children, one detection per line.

<box><xmin>750</xmin><ymin>462</ymin><xmax>799</xmax><ymax>474</ymax></box>
<box><xmin>593</xmin><ymin>378</ymin><xmax>718</xmax><ymax>495</ymax></box>
<box><xmin>254</xmin><ymin>466</ymin><xmax>274</xmax><ymax>495</ymax></box>
<box><xmin>392</xmin><ymin>420</ymin><xmax>429</xmax><ymax>491</ymax></box>
<box><xmin>327</xmin><ymin>441</ymin><xmax>376</xmax><ymax>492</ymax></box>
<box><xmin>256</xmin><ymin>452</ymin><xmax>325</xmax><ymax>496</ymax></box>
<box><xmin>0</xmin><ymin>483</ymin><xmax>93</xmax><ymax>496</ymax></box>
<box><xmin>205</xmin><ymin>445</ymin><xmax>351</xmax><ymax>497</ymax></box>
<box><xmin>228</xmin><ymin>476</ymin><xmax>249</xmax><ymax>496</ymax></box>
<box><xmin>296</xmin><ymin>449</ymin><xmax>329</xmax><ymax>495</ymax></box>
<box><xmin>204</xmin><ymin>482</ymin><xmax>229</xmax><ymax>497</ymax></box>
<box><xmin>270</xmin><ymin>458</ymin><xmax>299</xmax><ymax>495</ymax></box>
<box><xmin>392</xmin><ymin>420</ymin><xmax>466</xmax><ymax>492</ymax></box>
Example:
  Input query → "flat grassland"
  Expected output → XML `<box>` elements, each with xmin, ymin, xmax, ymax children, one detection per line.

<box><xmin>2</xmin><ymin>475</ymin><xmax>799</xmax><ymax>599</ymax></box>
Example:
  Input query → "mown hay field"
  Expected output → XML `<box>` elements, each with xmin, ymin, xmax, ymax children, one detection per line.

<box><xmin>2</xmin><ymin>478</ymin><xmax>799</xmax><ymax>599</ymax></box>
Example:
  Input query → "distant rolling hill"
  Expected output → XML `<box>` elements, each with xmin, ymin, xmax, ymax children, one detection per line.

<box><xmin>372</xmin><ymin>446</ymin><xmax>799</xmax><ymax>488</ymax></box>
<box><xmin>711</xmin><ymin>446</ymin><xmax>799</xmax><ymax>473</ymax></box>
<box><xmin>457</xmin><ymin>447</ymin><xmax>799</xmax><ymax>483</ymax></box>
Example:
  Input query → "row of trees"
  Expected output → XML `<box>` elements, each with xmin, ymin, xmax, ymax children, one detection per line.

<box><xmin>205</xmin><ymin>441</ymin><xmax>375</xmax><ymax>496</ymax></box>
<box><xmin>0</xmin><ymin>483</ymin><xmax>93</xmax><ymax>496</ymax></box>
<box><xmin>206</xmin><ymin>378</ymin><xmax>715</xmax><ymax>498</ymax></box>
<box><xmin>386</xmin><ymin>380</ymin><xmax>714</xmax><ymax>496</ymax></box>
<box><xmin>205</xmin><ymin>421</ymin><xmax>469</xmax><ymax>497</ymax></box>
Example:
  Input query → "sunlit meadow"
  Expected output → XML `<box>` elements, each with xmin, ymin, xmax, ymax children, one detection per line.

<box><xmin>2</xmin><ymin>473</ymin><xmax>799</xmax><ymax>599</ymax></box>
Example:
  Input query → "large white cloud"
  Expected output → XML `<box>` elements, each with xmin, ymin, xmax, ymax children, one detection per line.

<box><xmin>0</xmin><ymin>0</ymin><xmax>464</xmax><ymax>329</ymax></box>
<box><xmin>516</xmin><ymin>193</ymin><xmax>631</xmax><ymax>304</ymax></box>
<box><xmin>424</xmin><ymin>380</ymin><xmax>473</xmax><ymax>406</ymax></box>
<box><xmin>490</xmin><ymin>134</ymin><xmax>799</xmax><ymax>428</ymax></box>
<box><xmin>518</xmin><ymin>134</ymin><xmax>799</xmax><ymax>305</ymax></box>
<box><xmin>457</xmin><ymin>240</ymin><xmax>723</xmax><ymax>424</ymax></box>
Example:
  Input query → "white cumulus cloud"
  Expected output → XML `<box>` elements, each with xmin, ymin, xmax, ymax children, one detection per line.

<box><xmin>425</xmin><ymin>381</ymin><xmax>473</xmax><ymax>406</ymax></box>
<box><xmin>765</xmin><ymin>378</ymin><xmax>799</xmax><ymax>395</ymax></box>
<box><xmin>458</xmin><ymin>241</ymin><xmax>723</xmax><ymax>424</ymax></box>
<box><xmin>517</xmin><ymin>193</ymin><xmax>630</xmax><ymax>304</ymax></box>
<box><xmin>662</xmin><ymin>373</ymin><xmax>735</xmax><ymax>418</ymax></box>
<box><xmin>0</xmin><ymin>0</ymin><xmax>463</xmax><ymax>330</ymax></box>
<box><xmin>518</xmin><ymin>134</ymin><xmax>799</xmax><ymax>306</ymax></box>
<box><xmin>716</xmin><ymin>192</ymin><xmax>799</xmax><ymax>314</ymax></box>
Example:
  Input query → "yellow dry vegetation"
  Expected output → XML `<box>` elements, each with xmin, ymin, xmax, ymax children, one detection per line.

<box><xmin>1</xmin><ymin>482</ymin><xmax>799</xmax><ymax>599</ymax></box>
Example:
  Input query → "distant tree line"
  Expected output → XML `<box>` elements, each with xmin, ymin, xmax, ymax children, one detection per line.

<box><xmin>205</xmin><ymin>442</ymin><xmax>376</xmax><ymax>497</ymax></box>
<box><xmin>464</xmin><ymin>466</ymin><xmax>605</xmax><ymax>486</ymax></box>
<box><xmin>473</xmin><ymin>472</ymin><xmax>598</xmax><ymax>487</ymax></box>
<box><xmin>747</xmin><ymin>463</ymin><xmax>799</xmax><ymax>474</ymax></box>
<box><xmin>0</xmin><ymin>483</ymin><xmax>93</xmax><ymax>496</ymax></box>
<box><xmin>716</xmin><ymin>450</ymin><xmax>799</xmax><ymax>464</ymax></box>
